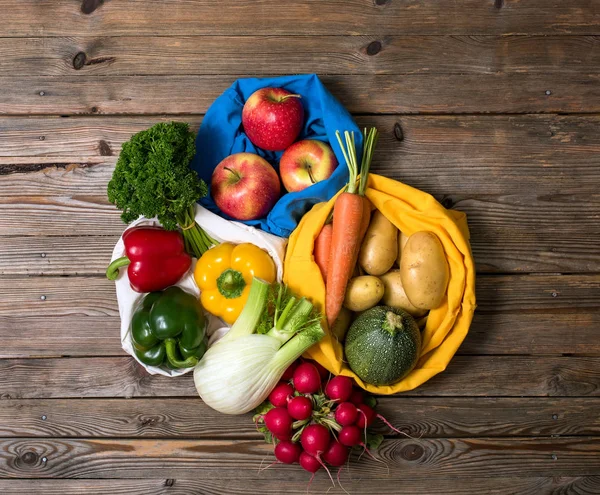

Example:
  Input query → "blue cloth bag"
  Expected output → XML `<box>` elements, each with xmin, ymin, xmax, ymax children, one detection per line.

<box><xmin>191</xmin><ymin>74</ymin><xmax>362</xmax><ymax>238</ymax></box>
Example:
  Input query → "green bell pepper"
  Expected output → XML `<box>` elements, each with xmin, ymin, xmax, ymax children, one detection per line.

<box><xmin>131</xmin><ymin>286</ymin><xmax>207</xmax><ymax>369</ymax></box>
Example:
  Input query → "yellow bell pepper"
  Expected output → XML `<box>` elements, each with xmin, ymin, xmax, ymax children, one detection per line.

<box><xmin>194</xmin><ymin>242</ymin><xmax>276</xmax><ymax>324</ymax></box>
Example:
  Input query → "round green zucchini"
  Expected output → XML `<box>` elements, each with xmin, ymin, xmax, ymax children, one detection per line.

<box><xmin>344</xmin><ymin>306</ymin><xmax>421</xmax><ymax>386</ymax></box>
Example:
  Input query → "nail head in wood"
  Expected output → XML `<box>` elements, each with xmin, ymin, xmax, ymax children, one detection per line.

<box><xmin>552</xmin><ymin>292</ymin><xmax>558</xmax><ymax>297</ymax></box>
<box><xmin>39</xmin><ymin>91</ymin><xmax>45</xmax><ymax>96</ymax></box>
<box><xmin>551</xmin><ymin>454</ymin><xmax>558</xmax><ymax>460</ymax></box>
<box><xmin>41</xmin><ymin>253</ymin><xmax>46</xmax><ymax>258</ymax></box>
<box><xmin>40</xmin><ymin>295</ymin><xmax>46</xmax><ymax>301</ymax></box>
<box><xmin>165</xmin><ymin>479</ymin><xmax>175</xmax><ymax>487</ymax></box>
<box><xmin>41</xmin><ymin>415</ymin><xmax>47</xmax><ymax>420</ymax></box>
<box><xmin>545</xmin><ymin>90</ymin><xmax>552</xmax><ymax>96</ymax></box>
<box><xmin>42</xmin><ymin>457</ymin><xmax>47</xmax><ymax>463</ymax></box>
<box><xmin>39</xmin><ymin>136</ymin><xmax>45</xmax><ymax>141</ymax></box>
<box><xmin>552</xmin><ymin>414</ymin><xmax>558</xmax><ymax>420</ymax></box>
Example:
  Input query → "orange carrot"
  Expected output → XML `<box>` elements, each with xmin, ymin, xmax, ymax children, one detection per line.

<box><xmin>314</xmin><ymin>223</ymin><xmax>333</xmax><ymax>283</ymax></box>
<box><xmin>326</xmin><ymin>193</ymin><xmax>364</xmax><ymax>326</ymax></box>
<box><xmin>325</xmin><ymin>128</ymin><xmax>379</xmax><ymax>327</ymax></box>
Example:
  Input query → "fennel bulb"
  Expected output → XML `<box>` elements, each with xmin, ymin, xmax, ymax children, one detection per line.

<box><xmin>194</xmin><ymin>278</ymin><xmax>324</xmax><ymax>414</ymax></box>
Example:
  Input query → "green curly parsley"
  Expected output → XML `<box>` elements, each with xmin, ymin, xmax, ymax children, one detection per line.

<box><xmin>107</xmin><ymin>121</ymin><xmax>216</xmax><ymax>257</ymax></box>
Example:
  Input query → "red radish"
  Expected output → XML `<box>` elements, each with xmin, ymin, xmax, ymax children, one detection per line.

<box><xmin>269</xmin><ymin>382</ymin><xmax>294</xmax><ymax>407</ymax></box>
<box><xmin>293</xmin><ymin>362</ymin><xmax>321</xmax><ymax>394</ymax></box>
<box><xmin>264</xmin><ymin>407</ymin><xmax>293</xmax><ymax>438</ymax></box>
<box><xmin>322</xmin><ymin>441</ymin><xmax>349</xmax><ymax>467</ymax></box>
<box><xmin>339</xmin><ymin>425</ymin><xmax>362</xmax><ymax>447</ymax></box>
<box><xmin>325</xmin><ymin>375</ymin><xmax>353</xmax><ymax>402</ymax></box>
<box><xmin>339</xmin><ymin>426</ymin><xmax>383</xmax><ymax>466</ymax></box>
<box><xmin>274</xmin><ymin>431</ymin><xmax>292</xmax><ymax>441</ymax></box>
<box><xmin>349</xmin><ymin>389</ymin><xmax>364</xmax><ymax>406</ymax></box>
<box><xmin>274</xmin><ymin>441</ymin><xmax>301</xmax><ymax>464</ymax></box>
<box><xmin>356</xmin><ymin>404</ymin><xmax>376</xmax><ymax>429</ymax></box>
<box><xmin>282</xmin><ymin>361</ymin><xmax>299</xmax><ymax>381</ymax></box>
<box><xmin>313</xmin><ymin>361</ymin><xmax>330</xmax><ymax>381</ymax></box>
<box><xmin>301</xmin><ymin>424</ymin><xmax>331</xmax><ymax>456</ymax></box>
<box><xmin>335</xmin><ymin>402</ymin><xmax>358</xmax><ymax>426</ymax></box>
<box><xmin>288</xmin><ymin>395</ymin><xmax>313</xmax><ymax>421</ymax></box>
<box><xmin>299</xmin><ymin>451</ymin><xmax>321</xmax><ymax>473</ymax></box>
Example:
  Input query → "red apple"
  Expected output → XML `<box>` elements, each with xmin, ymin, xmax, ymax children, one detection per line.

<box><xmin>211</xmin><ymin>153</ymin><xmax>280</xmax><ymax>221</ymax></box>
<box><xmin>242</xmin><ymin>87</ymin><xmax>304</xmax><ymax>151</ymax></box>
<box><xmin>279</xmin><ymin>140</ymin><xmax>338</xmax><ymax>193</ymax></box>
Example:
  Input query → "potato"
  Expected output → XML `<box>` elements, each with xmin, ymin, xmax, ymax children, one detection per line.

<box><xmin>400</xmin><ymin>231</ymin><xmax>449</xmax><ymax>310</ymax></box>
<box><xmin>380</xmin><ymin>270</ymin><xmax>427</xmax><ymax>317</ymax></box>
<box><xmin>330</xmin><ymin>307</ymin><xmax>353</xmax><ymax>342</ymax></box>
<box><xmin>397</xmin><ymin>231</ymin><xmax>409</xmax><ymax>267</ymax></box>
<box><xmin>359</xmin><ymin>211</ymin><xmax>398</xmax><ymax>276</ymax></box>
<box><xmin>343</xmin><ymin>275</ymin><xmax>384</xmax><ymax>312</ymax></box>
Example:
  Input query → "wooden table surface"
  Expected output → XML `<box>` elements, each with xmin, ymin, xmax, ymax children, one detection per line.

<box><xmin>1</xmin><ymin>1</ymin><xmax>600</xmax><ymax>494</ymax></box>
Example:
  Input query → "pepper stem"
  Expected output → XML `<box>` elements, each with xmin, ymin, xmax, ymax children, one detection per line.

<box><xmin>217</xmin><ymin>269</ymin><xmax>246</xmax><ymax>299</ymax></box>
<box><xmin>164</xmin><ymin>338</ymin><xmax>199</xmax><ymax>369</ymax></box>
<box><xmin>106</xmin><ymin>256</ymin><xmax>131</xmax><ymax>281</ymax></box>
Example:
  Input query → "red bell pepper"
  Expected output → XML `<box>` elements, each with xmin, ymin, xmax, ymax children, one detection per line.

<box><xmin>106</xmin><ymin>226</ymin><xmax>192</xmax><ymax>293</ymax></box>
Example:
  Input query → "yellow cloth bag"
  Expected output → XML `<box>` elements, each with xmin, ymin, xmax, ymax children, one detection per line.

<box><xmin>284</xmin><ymin>174</ymin><xmax>477</xmax><ymax>394</ymax></box>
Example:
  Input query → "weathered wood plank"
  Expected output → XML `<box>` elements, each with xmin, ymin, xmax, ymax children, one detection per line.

<box><xmin>1</xmin><ymin>190</ymin><xmax>598</xmax><ymax>273</ymax></box>
<box><xmin>0</xmin><ymin>355</ymin><xmax>598</xmax><ymax>398</ymax></box>
<box><xmin>0</xmin><ymin>437</ymin><xmax>599</xmax><ymax>479</ymax></box>
<box><xmin>1</xmin><ymin>0</ymin><xmax>599</xmax><ymax>36</ymax></box>
<box><xmin>3</xmin><ymin>114</ymin><xmax>600</xmax><ymax>194</ymax></box>
<box><xmin>0</xmin><ymin>274</ymin><xmax>597</xmax><ymax>357</ymax></box>
<box><xmin>0</xmin><ymin>237</ymin><xmax>116</xmax><ymax>276</ymax></box>
<box><xmin>1</xmin><ymin>398</ymin><xmax>598</xmax><ymax>439</ymax></box>
<box><xmin>0</xmin><ymin>477</ymin><xmax>598</xmax><ymax>495</ymax></box>
<box><xmin>1</xmin><ymin>74</ymin><xmax>598</xmax><ymax>115</ymax></box>
<box><xmin>2</xmin><ymin>36</ymin><xmax>600</xmax><ymax>77</ymax></box>
<box><xmin>3</xmin><ymin>114</ymin><xmax>600</xmax><ymax>196</ymax></box>
<box><xmin>0</xmin><ymin>316</ymin><xmax>124</xmax><ymax>358</ymax></box>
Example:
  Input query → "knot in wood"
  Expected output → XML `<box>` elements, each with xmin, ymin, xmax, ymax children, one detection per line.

<box><xmin>374</xmin><ymin>0</ymin><xmax>390</xmax><ymax>6</ymax></box>
<box><xmin>98</xmin><ymin>140</ymin><xmax>112</xmax><ymax>156</ymax></box>
<box><xmin>366</xmin><ymin>41</ymin><xmax>382</xmax><ymax>56</ymax></box>
<box><xmin>81</xmin><ymin>0</ymin><xmax>104</xmax><ymax>15</ymax></box>
<box><xmin>394</xmin><ymin>122</ymin><xmax>404</xmax><ymax>141</ymax></box>
<box><xmin>21</xmin><ymin>451</ymin><xmax>38</xmax><ymax>465</ymax></box>
<box><xmin>73</xmin><ymin>52</ymin><xmax>87</xmax><ymax>70</ymax></box>
<box><xmin>165</xmin><ymin>479</ymin><xmax>175</xmax><ymax>487</ymax></box>
<box><xmin>400</xmin><ymin>443</ymin><xmax>424</xmax><ymax>461</ymax></box>
<box><xmin>442</xmin><ymin>197</ymin><xmax>454</xmax><ymax>209</ymax></box>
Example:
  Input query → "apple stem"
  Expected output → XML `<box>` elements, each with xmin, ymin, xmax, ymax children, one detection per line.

<box><xmin>307</xmin><ymin>166</ymin><xmax>317</xmax><ymax>184</ymax></box>
<box><xmin>279</xmin><ymin>94</ymin><xmax>302</xmax><ymax>102</ymax></box>
<box><xmin>223</xmin><ymin>166</ymin><xmax>242</xmax><ymax>182</ymax></box>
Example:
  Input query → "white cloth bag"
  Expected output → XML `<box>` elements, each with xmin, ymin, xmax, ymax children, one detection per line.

<box><xmin>110</xmin><ymin>204</ymin><xmax>287</xmax><ymax>377</ymax></box>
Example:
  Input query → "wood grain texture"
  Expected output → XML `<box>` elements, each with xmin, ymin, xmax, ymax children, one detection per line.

<box><xmin>0</xmin><ymin>274</ymin><xmax>597</xmax><ymax>357</ymax></box>
<box><xmin>2</xmin><ymin>36</ymin><xmax>600</xmax><ymax>77</ymax></box>
<box><xmin>0</xmin><ymin>477</ymin><xmax>599</xmax><ymax>495</ymax></box>
<box><xmin>1</xmin><ymin>191</ymin><xmax>598</xmax><ymax>273</ymax></box>
<box><xmin>0</xmin><ymin>355</ymin><xmax>598</xmax><ymax>399</ymax></box>
<box><xmin>1</xmin><ymin>397</ymin><xmax>599</xmax><ymax>439</ymax></box>
<box><xmin>1</xmin><ymin>115</ymin><xmax>600</xmax><ymax>272</ymax></box>
<box><xmin>1</xmin><ymin>0</ymin><xmax>599</xmax><ymax>36</ymax></box>
<box><xmin>1</xmin><ymin>74</ymin><xmax>599</xmax><ymax>115</ymax></box>
<box><xmin>0</xmin><ymin>437</ymin><xmax>598</xmax><ymax>479</ymax></box>
<box><xmin>0</xmin><ymin>237</ymin><xmax>116</xmax><ymax>276</ymax></box>
<box><xmin>3</xmin><ymin>114</ymin><xmax>600</xmax><ymax>196</ymax></box>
